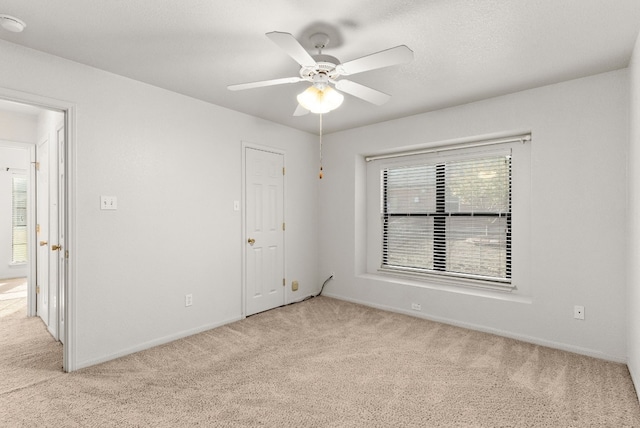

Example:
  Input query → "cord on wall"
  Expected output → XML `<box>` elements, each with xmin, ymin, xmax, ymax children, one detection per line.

<box><xmin>273</xmin><ymin>274</ymin><xmax>334</xmax><ymax>309</ymax></box>
<box><xmin>316</xmin><ymin>274</ymin><xmax>334</xmax><ymax>297</ymax></box>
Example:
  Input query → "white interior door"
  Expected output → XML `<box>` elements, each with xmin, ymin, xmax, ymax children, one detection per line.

<box><xmin>56</xmin><ymin>125</ymin><xmax>65</xmax><ymax>344</ymax></box>
<box><xmin>36</xmin><ymin>138</ymin><xmax>49</xmax><ymax>327</ymax></box>
<box><xmin>35</xmin><ymin>128</ymin><xmax>61</xmax><ymax>340</ymax></box>
<box><xmin>245</xmin><ymin>147</ymin><xmax>284</xmax><ymax>316</ymax></box>
<box><xmin>47</xmin><ymin>128</ymin><xmax>59</xmax><ymax>340</ymax></box>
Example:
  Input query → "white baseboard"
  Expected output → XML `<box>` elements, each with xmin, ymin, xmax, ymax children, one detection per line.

<box><xmin>75</xmin><ymin>315</ymin><xmax>242</xmax><ymax>370</ymax></box>
<box><xmin>322</xmin><ymin>292</ymin><xmax>627</xmax><ymax>364</ymax></box>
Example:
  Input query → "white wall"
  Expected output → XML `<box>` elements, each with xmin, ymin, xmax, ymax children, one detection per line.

<box><xmin>0</xmin><ymin>145</ymin><xmax>30</xmax><ymax>279</ymax></box>
<box><xmin>320</xmin><ymin>70</ymin><xmax>629</xmax><ymax>361</ymax></box>
<box><xmin>0</xmin><ymin>40</ymin><xmax>319</xmax><ymax>369</ymax></box>
<box><xmin>628</xmin><ymin>32</ymin><xmax>640</xmax><ymax>388</ymax></box>
<box><xmin>0</xmin><ymin>109</ymin><xmax>37</xmax><ymax>143</ymax></box>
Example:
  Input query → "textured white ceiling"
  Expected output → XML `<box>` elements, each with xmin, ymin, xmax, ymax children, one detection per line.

<box><xmin>1</xmin><ymin>0</ymin><xmax>639</xmax><ymax>134</ymax></box>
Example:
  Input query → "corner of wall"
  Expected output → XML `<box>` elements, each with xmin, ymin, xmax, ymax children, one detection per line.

<box><xmin>627</xmin><ymin>29</ymin><xmax>640</xmax><ymax>396</ymax></box>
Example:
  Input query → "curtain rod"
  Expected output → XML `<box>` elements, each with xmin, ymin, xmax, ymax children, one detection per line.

<box><xmin>365</xmin><ymin>134</ymin><xmax>531</xmax><ymax>162</ymax></box>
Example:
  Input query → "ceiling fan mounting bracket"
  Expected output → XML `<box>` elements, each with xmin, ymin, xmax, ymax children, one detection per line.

<box><xmin>309</xmin><ymin>32</ymin><xmax>330</xmax><ymax>51</ymax></box>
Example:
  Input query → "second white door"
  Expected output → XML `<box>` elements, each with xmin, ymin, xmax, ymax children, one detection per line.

<box><xmin>36</xmin><ymin>137</ymin><xmax>50</xmax><ymax>328</ymax></box>
<box><xmin>36</xmin><ymin>120</ymin><xmax>63</xmax><ymax>341</ymax></box>
<box><xmin>245</xmin><ymin>147</ymin><xmax>284</xmax><ymax>316</ymax></box>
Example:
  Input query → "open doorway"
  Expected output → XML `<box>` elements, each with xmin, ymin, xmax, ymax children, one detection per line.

<box><xmin>0</xmin><ymin>142</ymin><xmax>29</xmax><ymax>292</ymax></box>
<box><xmin>0</xmin><ymin>98</ymin><xmax>66</xmax><ymax>368</ymax></box>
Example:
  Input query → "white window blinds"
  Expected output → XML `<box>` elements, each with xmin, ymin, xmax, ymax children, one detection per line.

<box><xmin>11</xmin><ymin>176</ymin><xmax>27</xmax><ymax>263</ymax></box>
<box><xmin>381</xmin><ymin>151</ymin><xmax>512</xmax><ymax>283</ymax></box>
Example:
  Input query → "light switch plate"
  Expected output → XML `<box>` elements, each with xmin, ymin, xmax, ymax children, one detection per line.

<box><xmin>100</xmin><ymin>196</ymin><xmax>117</xmax><ymax>210</ymax></box>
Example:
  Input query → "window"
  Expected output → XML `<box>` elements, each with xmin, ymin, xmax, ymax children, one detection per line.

<box><xmin>365</xmin><ymin>135</ymin><xmax>532</xmax><ymax>290</ymax></box>
<box><xmin>11</xmin><ymin>175</ymin><xmax>27</xmax><ymax>264</ymax></box>
<box><xmin>381</xmin><ymin>153</ymin><xmax>511</xmax><ymax>283</ymax></box>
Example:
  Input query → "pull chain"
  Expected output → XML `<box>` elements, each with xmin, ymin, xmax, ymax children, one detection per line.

<box><xmin>319</xmin><ymin>113</ymin><xmax>323</xmax><ymax>179</ymax></box>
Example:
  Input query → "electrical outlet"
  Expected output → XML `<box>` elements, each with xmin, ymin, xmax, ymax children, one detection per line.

<box><xmin>185</xmin><ymin>294</ymin><xmax>193</xmax><ymax>307</ymax></box>
<box><xmin>574</xmin><ymin>305</ymin><xmax>584</xmax><ymax>320</ymax></box>
<box><xmin>411</xmin><ymin>302</ymin><xmax>421</xmax><ymax>311</ymax></box>
<box><xmin>292</xmin><ymin>280</ymin><xmax>299</xmax><ymax>291</ymax></box>
<box><xmin>100</xmin><ymin>196</ymin><xmax>117</xmax><ymax>210</ymax></box>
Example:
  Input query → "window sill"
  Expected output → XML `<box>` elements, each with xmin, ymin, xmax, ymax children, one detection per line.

<box><xmin>359</xmin><ymin>269</ymin><xmax>531</xmax><ymax>303</ymax></box>
<box><xmin>378</xmin><ymin>267</ymin><xmax>514</xmax><ymax>292</ymax></box>
<box><xmin>9</xmin><ymin>262</ymin><xmax>27</xmax><ymax>267</ymax></box>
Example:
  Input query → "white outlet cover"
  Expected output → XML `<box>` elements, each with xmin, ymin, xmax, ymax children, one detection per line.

<box><xmin>100</xmin><ymin>196</ymin><xmax>117</xmax><ymax>210</ymax></box>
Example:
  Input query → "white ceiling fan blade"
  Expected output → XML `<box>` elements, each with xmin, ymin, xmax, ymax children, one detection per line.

<box><xmin>335</xmin><ymin>80</ymin><xmax>391</xmax><ymax>105</ymax></box>
<box><xmin>337</xmin><ymin>45</ymin><xmax>414</xmax><ymax>76</ymax></box>
<box><xmin>266</xmin><ymin>31</ymin><xmax>317</xmax><ymax>68</ymax></box>
<box><xmin>293</xmin><ymin>104</ymin><xmax>309</xmax><ymax>116</ymax></box>
<box><xmin>227</xmin><ymin>76</ymin><xmax>303</xmax><ymax>91</ymax></box>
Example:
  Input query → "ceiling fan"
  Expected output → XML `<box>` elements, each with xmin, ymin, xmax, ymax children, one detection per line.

<box><xmin>227</xmin><ymin>31</ymin><xmax>414</xmax><ymax>115</ymax></box>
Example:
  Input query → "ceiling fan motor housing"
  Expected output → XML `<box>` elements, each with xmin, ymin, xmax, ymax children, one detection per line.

<box><xmin>300</xmin><ymin>54</ymin><xmax>341</xmax><ymax>84</ymax></box>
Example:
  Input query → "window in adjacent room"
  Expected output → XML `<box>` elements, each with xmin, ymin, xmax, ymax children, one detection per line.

<box><xmin>11</xmin><ymin>175</ymin><xmax>27</xmax><ymax>264</ymax></box>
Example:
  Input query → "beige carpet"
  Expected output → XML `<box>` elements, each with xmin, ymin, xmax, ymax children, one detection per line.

<box><xmin>0</xmin><ymin>296</ymin><xmax>64</xmax><ymax>396</ymax></box>
<box><xmin>1</xmin><ymin>296</ymin><xmax>640</xmax><ymax>427</ymax></box>
<box><xmin>0</xmin><ymin>277</ymin><xmax>27</xmax><ymax>301</ymax></box>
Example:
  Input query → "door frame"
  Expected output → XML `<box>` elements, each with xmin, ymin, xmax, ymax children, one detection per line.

<box><xmin>0</xmin><ymin>87</ymin><xmax>77</xmax><ymax>372</ymax></box>
<box><xmin>241</xmin><ymin>141</ymin><xmax>286</xmax><ymax>318</ymax></box>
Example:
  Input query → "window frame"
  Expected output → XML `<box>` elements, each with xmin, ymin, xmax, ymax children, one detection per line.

<box><xmin>11</xmin><ymin>174</ymin><xmax>28</xmax><ymax>265</ymax></box>
<box><xmin>366</xmin><ymin>136</ymin><xmax>530</xmax><ymax>292</ymax></box>
<box><xmin>381</xmin><ymin>155</ymin><xmax>512</xmax><ymax>282</ymax></box>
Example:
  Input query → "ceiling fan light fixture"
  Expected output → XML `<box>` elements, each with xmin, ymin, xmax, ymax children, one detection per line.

<box><xmin>0</xmin><ymin>14</ymin><xmax>26</xmax><ymax>33</ymax></box>
<box><xmin>296</xmin><ymin>85</ymin><xmax>344</xmax><ymax>114</ymax></box>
